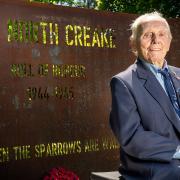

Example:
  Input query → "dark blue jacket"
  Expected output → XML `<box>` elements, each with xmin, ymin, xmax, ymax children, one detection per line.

<box><xmin>110</xmin><ymin>59</ymin><xmax>180</xmax><ymax>180</ymax></box>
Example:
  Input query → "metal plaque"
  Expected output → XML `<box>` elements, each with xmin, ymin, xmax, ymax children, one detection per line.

<box><xmin>0</xmin><ymin>1</ymin><xmax>180</xmax><ymax>179</ymax></box>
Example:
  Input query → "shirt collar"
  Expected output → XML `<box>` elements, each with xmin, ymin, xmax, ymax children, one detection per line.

<box><xmin>138</xmin><ymin>57</ymin><xmax>169</xmax><ymax>75</ymax></box>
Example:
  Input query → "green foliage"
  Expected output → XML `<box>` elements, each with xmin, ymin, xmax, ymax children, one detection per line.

<box><xmin>30</xmin><ymin>0</ymin><xmax>180</xmax><ymax>17</ymax></box>
<box><xmin>30</xmin><ymin>0</ymin><xmax>97</xmax><ymax>8</ymax></box>
<box><xmin>30</xmin><ymin>0</ymin><xmax>74</xmax><ymax>6</ymax></box>
<box><xmin>75</xmin><ymin>0</ymin><xmax>97</xmax><ymax>8</ymax></box>
<box><xmin>97</xmin><ymin>0</ymin><xmax>180</xmax><ymax>18</ymax></box>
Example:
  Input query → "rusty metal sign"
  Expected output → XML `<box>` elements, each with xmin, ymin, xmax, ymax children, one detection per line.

<box><xmin>0</xmin><ymin>1</ymin><xmax>180</xmax><ymax>179</ymax></box>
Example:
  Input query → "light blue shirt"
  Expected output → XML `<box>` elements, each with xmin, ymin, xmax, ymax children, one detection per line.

<box><xmin>140</xmin><ymin>58</ymin><xmax>168</xmax><ymax>95</ymax></box>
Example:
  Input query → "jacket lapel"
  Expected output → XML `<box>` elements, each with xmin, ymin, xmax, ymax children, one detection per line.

<box><xmin>136</xmin><ymin>60</ymin><xmax>180</xmax><ymax>132</ymax></box>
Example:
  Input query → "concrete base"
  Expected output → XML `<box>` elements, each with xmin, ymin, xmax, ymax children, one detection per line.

<box><xmin>91</xmin><ymin>171</ymin><xmax>121</xmax><ymax>180</ymax></box>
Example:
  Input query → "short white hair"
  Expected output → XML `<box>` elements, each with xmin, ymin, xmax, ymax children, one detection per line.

<box><xmin>130</xmin><ymin>11</ymin><xmax>172</xmax><ymax>41</ymax></box>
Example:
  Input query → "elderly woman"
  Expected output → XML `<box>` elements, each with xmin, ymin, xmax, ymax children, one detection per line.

<box><xmin>110</xmin><ymin>12</ymin><xmax>180</xmax><ymax>179</ymax></box>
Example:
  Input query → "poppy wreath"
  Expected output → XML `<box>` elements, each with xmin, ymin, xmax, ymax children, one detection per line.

<box><xmin>43</xmin><ymin>167</ymin><xmax>79</xmax><ymax>180</ymax></box>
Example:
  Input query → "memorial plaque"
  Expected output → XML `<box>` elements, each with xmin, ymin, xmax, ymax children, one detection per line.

<box><xmin>0</xmin><ymin>1</ymin><xmax>180</xmax><ymax>179</ymax></box>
